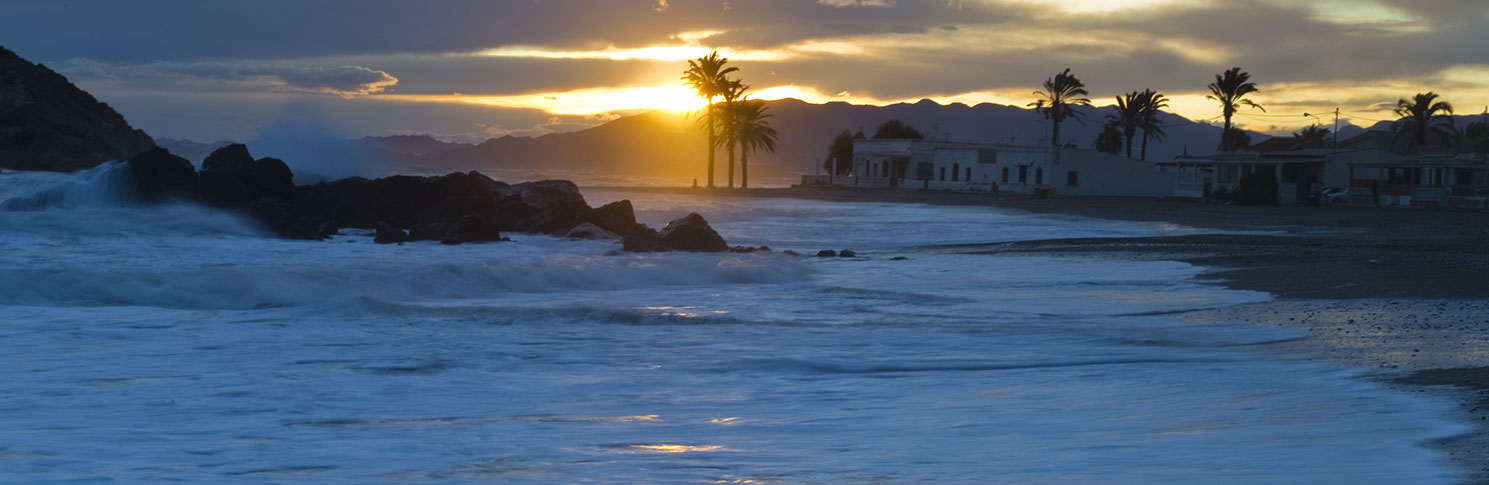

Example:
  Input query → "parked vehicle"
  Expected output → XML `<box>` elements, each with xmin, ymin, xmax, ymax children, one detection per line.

<box><xmin>1312</xmin><ymin>187</ymin><xmax>1348</xmax><ymax>204</ymax></box>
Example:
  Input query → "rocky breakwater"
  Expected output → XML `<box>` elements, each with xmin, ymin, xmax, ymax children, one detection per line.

<box><xmin>121</xmin><ymin>144</ymin><xmax>731</xmax><ymax>251</ymax></box>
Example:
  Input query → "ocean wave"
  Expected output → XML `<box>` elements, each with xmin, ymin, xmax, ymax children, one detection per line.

<box><xmin>0</xmin><ymin>248</ymin><xmax>814</xmax><ymax>310</ymax></box>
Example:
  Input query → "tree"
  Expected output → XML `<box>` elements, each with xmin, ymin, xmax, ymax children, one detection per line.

<box><xmin>1393</xmin><ymin>92</ymin><xmax>1457</xmax><ymax>153</ymax></box>
<box><xmin>871</xmin><ymin>119</ymin><xmax>925</xmax><ymax>139</ymax></box>
<box><xmin>681</xmin><ymin>51</ymin><xmax>738</xmax><ymax>188</ymax></box>
<box><xmin>1136</xmin><ymin>89</ymin><xmax>1169</xmax><ymax>160</ymax></box>
<box><xmin>729</xmin><ymin>100</ymin><xmax>778</xmax><ymax>189</ymax></box>
<box><xmin>823</xmin><ymin>130</ymin><xmax>855</xmax><ymax>176</ymax></box>
<box><xmin>1467</xmin><ymin>121</ymin><xmax>1489</xmax><ymax>162</ymax></box>
<box><xmin>1030</xmin><ymin>68</ymin><xmax>1090</xmax><ymax>147</ymax></box>
<box><xmin>1207</xmin><ymin>67</ymin><xmax>1264</xmax><ymax>151</ymax></box>
<box><xmin>1109</xmin><ymin>91</ymin><xmax>1142</xmax><ymax>158</ymax></box>
<box><xmin>1222</xmin><ymin>128</ymin><xmax>1252</xmax><ymax>152</ymax></box>
<box><xmin>1293</xmin><ymin>124</ymin><xmax>1330</xmax><ymax>140</ymax></box>
<box><xmin>712</xmin><ymin>79</ymin><xmax>748</xmax><ymax>188</ymax></box>
<box><xmin>1093</xmin><ymin>121</ymin><xmax>1124</xmax><ymax>154</ymax></box>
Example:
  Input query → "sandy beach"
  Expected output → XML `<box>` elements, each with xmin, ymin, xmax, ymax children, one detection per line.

<box><xmin>608</xmin><ymin>185</ymin><xmax>1489</xmax><ymax>482</ymax></box>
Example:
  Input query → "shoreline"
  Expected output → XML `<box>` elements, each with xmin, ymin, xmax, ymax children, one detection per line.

<box><xmin>602</xmin><ymin>185</ymin><xmax>1489</xmax><ymax>482</ymax></box>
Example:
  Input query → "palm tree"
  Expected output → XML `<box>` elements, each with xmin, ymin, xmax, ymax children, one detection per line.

<box><xmin>1136</xmin><ymin>89</ymin><xmax>1169</xmax><ymax>160</ymax></box>
<box><xmin>1030</xmin><ymin>68</ymin><xmax>1090</xmax><ymax>147</ymax></box>
<box><xmin>713</xmin><ymin>79</ymin><xmax>748</xmax><ymax>188</ymax></box>
<box><xmin>1109</xmin><ymin>91</ymin><xmax>1142</xmax><ymax>158</ymax></box>
<box><xmin>1467</xmin><ymin>121</ymin><xmax>1489</xmax><ymax>162</ymax></box>
<box><xmin>681</xmin><ymin>51</ymin><xmax>737</xmax><ymax>188</ymax></box>
<box><xmin>1293</xmin><ymin>125</ymin><xmax>1330</xmax><ymax>142</ymax></box>
<box><xmin>729</xmin><ymin>99</ymin><xmax>778</xmax><ymax>189</ymax></box>
<box><xmin>1207</xmin><ymin>67</ymin><xmax>1264</xmax><ymax>151</ymax></box>
<box><xmin>1393</xmin><ymin>92</ymin><xmax>1457</xmax><ymax>153</ymax></box>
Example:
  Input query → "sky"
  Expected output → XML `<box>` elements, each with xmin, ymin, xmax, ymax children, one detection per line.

<box><xmin>4</xmin><ymin>0</ymin><xmax>1489</xmax><ymax>142</ymax></box>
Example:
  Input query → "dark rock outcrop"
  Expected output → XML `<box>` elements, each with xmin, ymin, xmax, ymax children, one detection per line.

<box><xmin>621</xmin><ymin>224</ymin><xmax>665</xmax><ymax>252</ymax></box>
<box><xmin>249</xmin><ymin>157</ymin><xmax>294</xmax><ymax>201</ymax></box>
<box><xmin>408</xmin><ymin>222</ymin><xmax>451</xmax><ymax>242</ymax></box>
<box><xmin>816</xmin><ymin>249</ymin><xmax>837</xmax><ymax>257</ymax></box>
<box><xmin>373</xmin><ymin>222</ymin><xmax>408</xmax><ymax>244</ymax></box>
<box><xmin>110</xmin><ymin>141</ymin><xmax>717</xmax><ymax>250</ymax></box>
<box><xmin>447</xmin><ymin>214</ymin><xmax>503</xmax><ymax>243</ymax></box>
<box><xmin>0</xmin><ymin>46</ymin><xmax>155</xmax><ymax>171</ymax></box>
<box><xmin>567</xmin><ymin>222</ymin><xmax>621</xmax><ymax>240</ymax></box>
<box><xmin>125</xmin><ymin>148</ymin><xmax>197</xmax><ymax>201</ymax></box>
<box><xmin>656</xmin><ymin>213</ymin><xmax>727</xmax><ymax>252</ymax></box>
<box><xmin>199</xmin><ymin>144</ymin><xmax>256</xmax><ymax>208</ymax></box>
<box><xmin>589</xmin><ymin>200</ymin><xmax>636</xmax><ymax>236</ymax></box>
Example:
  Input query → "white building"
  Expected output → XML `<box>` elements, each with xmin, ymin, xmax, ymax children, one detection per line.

<box><xmin>805</xmin><ymin>139</ymin><xmax>1176</xmax><ymax>198</ymax></box>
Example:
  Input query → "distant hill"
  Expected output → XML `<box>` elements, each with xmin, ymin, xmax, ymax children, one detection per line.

<box><xmin>358</xmin><ymin>134</ymin><xmax>466</xmax><ymax>157</ymax></box>
<box><xmin>0</xmin><ymin>46</ymin><xmax>155</xmax><ymax>171</ymax></box>
<box><xmin>418</xmin><ymin>98</ymin><xmax>1272</xmax><ymax>185</ymax></box>
<box><xmin>159</xmin><ymin>99</ymin><xmax>1288</xmax><ymax>186</ymax></box>
<box><xmin>155</xmin><ymin>138</ymin><xmax>234</xmax><ymax>164</ymax></box>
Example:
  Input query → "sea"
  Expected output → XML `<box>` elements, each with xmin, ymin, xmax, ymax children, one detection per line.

<box><xmin>0</xmin><ymin>163</ymin><xmax>1468</xmax><ymax>483</ymax></box>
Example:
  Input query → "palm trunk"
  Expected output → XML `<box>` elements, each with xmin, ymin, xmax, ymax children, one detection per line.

<box><xmin>726</xmin><ymin>142</ymin><xmax>736</xmax><ymax>189</ymax></box>
<box><xmin>706</xmin><ymin>103</ymin><xmax>716</xmax><ymax>188</ymax></box>
<box><xmin>1051</xmin><ymin>119</ymin><xmax>1061</xmax><ymax>148</ymax></box>
<box><xmin>741</xmin><ymin>150</ymin><xmax>749</xmax><ymax>189</ymax></box>
<box><xmin>1140</xmin><ymin>131</ymin><xmax>1149</xmax><ymax>160</ymax></box>
<box><xmin>1124</xmin><ymin>132</ymin><xmax>1134</xmax><ymax>158</ymax></box>
<box><xmin>1221</xmin><ymin>113</ymin><xmax>1232</xmax><ymax>152</ymax></box>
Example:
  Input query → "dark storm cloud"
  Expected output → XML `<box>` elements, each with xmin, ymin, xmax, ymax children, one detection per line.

<box><xmin>7</xmin><ymin>0</ymin><xmax>1489</xmax><ymax>140</ymax></box>
<box><xmin>1</xmin><ymin>0</ymin><xmax>1025</xmax><ymax>62</ymax></box>
<box><xmin>58</xmin><ymin>60</ymin><xmax>398</xmax><ymax>96</ymax></box>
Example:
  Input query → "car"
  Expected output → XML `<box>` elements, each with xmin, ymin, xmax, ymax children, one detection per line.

<box><xmin>1315</xmin><ymin>187</ymin><xmax>1349</xmax><ymax>204</ymax></box>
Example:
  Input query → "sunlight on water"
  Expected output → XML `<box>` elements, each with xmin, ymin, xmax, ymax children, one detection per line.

<box><xmin>624</xmin><ymin>444</ymin><xmax>728</xmax><ymax>454</ymax></box>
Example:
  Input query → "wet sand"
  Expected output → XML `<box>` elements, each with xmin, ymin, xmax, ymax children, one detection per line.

<box><xmin>606</xmin><ymin>185</ymin><xmax>1489</xmax><ymax>482</ymax></box>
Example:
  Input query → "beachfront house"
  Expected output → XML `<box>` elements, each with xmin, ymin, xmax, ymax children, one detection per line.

<box><xmin>1162</xmin><ymin>148</ymin><xmax>1399</xmax><ymax>204</ymax></box>
<box><xmin>1163</xmin><ymin>129</ymin><xmax>1489</xmax><ymax>207</ymax></box>
<box><xmin>1346</xmin><ymin>155</ymin><xmax>1489</xmax><ymax>207</ymax></box>
<box><xmin>803</xmin><ymin>139</ymin><xmax>1176</xmax><ymax>198</ymax></box>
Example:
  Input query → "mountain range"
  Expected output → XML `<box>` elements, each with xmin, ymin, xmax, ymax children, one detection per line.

<box><xmin>159</xmin><ymin>99</ymin><xmax>1306</xmax><ymax>187</ymax></box>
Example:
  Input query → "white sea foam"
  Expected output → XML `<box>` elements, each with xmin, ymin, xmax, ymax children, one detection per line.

<box><xmin>0</xmin><ymin>173</ymin><xmax>1468</xmax><ymax>483</ymax></box>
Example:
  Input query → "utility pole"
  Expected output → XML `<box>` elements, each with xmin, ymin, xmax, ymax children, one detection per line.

<box><xmin>1332</xmin><ymin>107</ymin><xmax>1340</xmax><ymax>157</ymax></box>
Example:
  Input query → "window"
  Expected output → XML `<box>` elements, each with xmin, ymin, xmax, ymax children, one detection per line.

<box><xmin>1018</xmin><ymin>165</ymin><xmax>1028</xmax><ymax>183</ymax></box>
<box><xmin>952</xmin><ymin>163</ymin><xmax>960</xmax><ymax>181</ymax></box>
<box><xmin>966</xmin><ymin>167</ymin><xmax>971</xmax><ymax>181</ymax></box>
<box><xmin>1001</xmin><ymin>167</ymin><xmax>1009</xmax><ymax>183</ymax></box>
<box><xmin>939</xmin><ymin>166</ymin><xmax>946</xmax><ymax>181</ymax></box>
<box><xmin>1036</xmin><ymin>168</ymin><xmax>1043</xmax><ymax>185</ymax></box>
<box><xmin>1067</xmin><ymin>170</ymin><xmax>1078</xmax><ymax>187</ymax></box>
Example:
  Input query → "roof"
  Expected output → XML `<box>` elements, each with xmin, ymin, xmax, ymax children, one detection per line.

<box><xmin>1247</xmin><ymin>136</ymin><xmax>1331</xmax><ymax>153</ymax></box>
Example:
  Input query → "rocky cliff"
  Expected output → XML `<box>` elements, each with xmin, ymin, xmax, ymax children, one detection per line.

<box><xmin>0</xmin><ymin>46</ymin><xmax>155</xmax><ymax>171</ymax></box>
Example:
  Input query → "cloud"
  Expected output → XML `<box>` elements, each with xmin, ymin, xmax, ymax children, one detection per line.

<box><xmin>14</xmin><ymin>0</ymin><xmax>1489</xmax><ymax>140</ymax></box>
<box><xmin>818</xmin><ymin>0</ymin><xmax>896</xmax><ymax>7</ymax></box>
<box><xmin>59</xmin><ymin>60</ymin><xmax>398</xmax><ymax>97</ymax></box>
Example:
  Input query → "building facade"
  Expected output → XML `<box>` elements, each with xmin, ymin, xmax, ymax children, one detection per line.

<box><xmin>804</xmin><ymin>139</ymin><xmax>1175</xmax><ymax>198</ymax></box>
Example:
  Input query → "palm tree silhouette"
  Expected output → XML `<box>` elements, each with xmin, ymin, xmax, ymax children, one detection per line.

<box><xmin>1109</xmin><ymin>91</ymin><xmax>1142</xmax><ymax>158</ymax></box>
<box><xmin>1393</xmin><ymin>92</ymin><xmax>1456</xmax><ymax>153</ymax></box>
<box><xmin>1136</xmin><ymin>89</ymin><xmax>1169</xmax><ymax>160</ymax></box>
<box><xmin>1030</xmin><ymin>68</ymin><xmax>1090</xmax><ymax>148</ymax></box>
<box><xmin>729</xmin><ymin>99</ymin><xmax>778</xmax><ymax>189</ymax></box>
<box><xmin>681</xmin><ymin>51</ymin><xmax>737</xmax><ymax>188</ymax></box>
<box><xmin>1207</xmin><ymin>67</ymin><xmax>1264</xmax><ymax>151</ymax></box>
<box><xmin>713</xmin><ymin>79</ymin><xmax>748</xmax><ymax>188</ymax></box>
<box><xmin>1293</xmin><ymin>125</ymin><xmax>1330</xmax><ymax>140</ymax></box>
